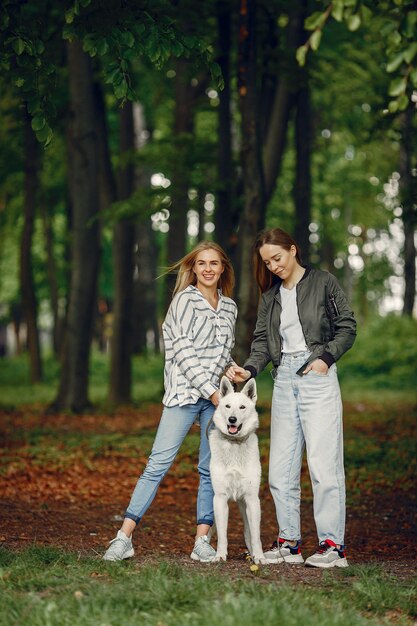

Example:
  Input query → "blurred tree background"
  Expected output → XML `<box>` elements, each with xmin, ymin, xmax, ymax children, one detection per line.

<box><xmin>0</xmin><ymin>0</ymin><xmax>416</xmax><ymax>412</ymax></box>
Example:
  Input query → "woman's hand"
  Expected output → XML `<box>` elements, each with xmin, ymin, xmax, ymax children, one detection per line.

<box><xmin>226</xmin><ymin>365</ymin><xmax>251</xmax><ymax>383</ymax></box>
<box><xmin>210</xmin><ymin>390</ymin><xmax>220</xmax><ymax>406</ymax></box>
<box><xmin>302</xmin><ymin>359</ymin><xmax>329</xmax><ymax>376</ymax></box>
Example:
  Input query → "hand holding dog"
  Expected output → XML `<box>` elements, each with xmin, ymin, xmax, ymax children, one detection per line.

<box><xmin>226</xmin><ymin>365</ymin><xmax>251</xmax><ymax>383</ymax></box>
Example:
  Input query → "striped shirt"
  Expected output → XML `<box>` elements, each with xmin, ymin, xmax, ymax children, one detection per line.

<box><xmin>162</xmin><ymin>285</ymin><xmax>237</xmax><ymax>407</ymax></box>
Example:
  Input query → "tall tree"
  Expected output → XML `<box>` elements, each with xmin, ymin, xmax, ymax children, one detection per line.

<box><xmin>234</xmin><ymin>0</ymin><xmax>266</xmax><ymax>363</ymax></box>
<box><xmin>293</xmin><ymin>82</ymin><xmax>311</xmax><ymax>263</ymax></box>
<box><xmin>215</xmin><ymin>0</ymin><xmax>237</xmax><ymax>258</ymax></box>
<box><xmin>53</xmin><ymin>41</ymin><xmax>101</xmax><ymax>412</ymax></box>
<box><xmin>20</xmin><ymin>106</ymin><xmax>42</xmax><ymax>382</ymax></box>
<box><xmin>400</xmin><ymin>105</ymin><xmax>416</xmax><ymax>316</ymax></box>
<box><xmin>165</xmin><ymin>57</ymin><xmax>194</xmax><ymax>291</ymax></box>
<box><xmin>109</xmin><ymin>101</ymin><xmax>136</xmax><ymax>405</ymax></box>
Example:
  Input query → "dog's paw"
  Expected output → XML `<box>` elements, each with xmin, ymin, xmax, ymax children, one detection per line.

<box><xmin>212</xmin><ymin>553</ymin><xmax>227</xmax><ymax>563</ymax></box>
<box><xmin>253</xmin><ymin>556</ymin><xmax>268</xmax><ymax>565</ymax></box>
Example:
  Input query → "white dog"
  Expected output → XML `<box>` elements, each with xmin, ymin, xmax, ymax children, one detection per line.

<box><xmin>209</xmin><ymin>376</ymin><xmax>267</xmax><ymax>564</ymax></box>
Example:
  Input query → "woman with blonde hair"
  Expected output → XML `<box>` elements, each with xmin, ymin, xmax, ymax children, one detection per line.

<box><xmin>103</xmin><ymin>241</ymin><xmax>237</xmax><ymax>562</ymax></box>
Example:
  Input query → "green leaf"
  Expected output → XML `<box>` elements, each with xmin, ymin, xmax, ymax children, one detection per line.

<box><xmin>403</xmin><ymin>42</ymin><xmax>417</xmax><ymax>64</ymax></box>
<box><xmin>386</xmin><ymin>52</ymin><xmax>404</xmax><ymax>73</ymax></box>
<box><xmin>359</xmin><ymin>5</ymin><xmax>372</xmax><ymax>24</ymax></box>
<box><xmin>331</xmin><ymin>0</ymin><xmax>344</xmax><ymax>23</ymax></box>
<box><xmin>114</xmin><ymin>81</ymin><xmax>128</xmax><ymax>99</ymax></box>
<box><xmin>210</xmin><ymin>62</ymin><xmax>222</xmax><ymax>78</ymax></box>
<box><xmin>347</xmin><ymin>14</ymin><xmax>361</xmax><ymax>32</ymax></box>
<box><xmin>12</xmin><ymin>38</ymin><xmax>26</xmax><ymax>55</ymax></box>
<box><xmin>15</xmin><ymin>77</ymin><xmax>25</xmax><ymax>87</ymax></box>
<box><xmin>97</xmin><ymin>39</ymin><xmax>109</xmax><ymax>56</ymax></box>
<box><xmin>305</xmin><ymin>11</ymin><xmax>325</xmax><ymax>31</ymax></box>
<box><xmin>410</xmin><ymin>67</ymin><xmax>417</xmax><ymax>86</ymax></box>
<box><xmin>397</xmin><ymin>93</ymin><xmax>409</xmax><ymax>110</ymax></box>
<box><xmin>35</xmin><ymin>123</ymin><xmax>52</xmax><ymax>144</ymax></box>
<box><xmin>65</xmin><ymin>9</ymin><xmax>74</xmax><ymax>24</ymax></box>
<box><xmin>121</xmin><ymin>31</ymin><xmax>135</xmax><ymax>48</ymax></box>
<box><xmin>388</xmin><ymin>99</ymin><xmax>398</xmax><ymax>113</ymax></box>
<box><xmin>388</xmin><ymin>76</ymin><xmax>407</xmax><ymax>96</ymax></box>
<box><xmin>310</xmin><ymin>29</ymin><xmax>322</xmax><ymax>51</ymax></box>
<box><xmin>171</xmin><ymin>40</ymin><xmax>184</xmax><ymax>56</ymax></box>
<box><xmin>296</xmin><ymin>45</ymin><xmax>307</xmax><ymax>67</ymax></box>
<box><xmin>31</xmin><ymin>115</ymin><xmax>46</xmax><ymax>132</ymax></box>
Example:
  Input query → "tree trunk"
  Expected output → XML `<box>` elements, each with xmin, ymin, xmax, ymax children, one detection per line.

<box><xmin>53</xmin><ymin>41</ymin><xmax>100</xmax><ymax>412</ymax></box>
<box><xmin>20</xmin><ymin>105</ymin><xmax>43</xmax><ymax>383</ymax></box>
<box><xmin>263</xmin><ymin>2</ymin><xmax>305</xmax><ymax>204</ymax></box>
<box><xmin>165</xmin><ymin>57</ymin><xmax>194</xmax><ymax>305</ymax></box>
<box><xmin>41</xmin><ymin>204</ymin><xmax>63</xmax><ymax>356</ymax></box>
<box><xmin>293</xmin><ymin>82</ymin><xmax>311</xmax><ymax>264</ymax></box>
<box><xmin>130</xmin><ymin>103</ymin><xmax>160</xmax><ymax>355</ymax></box>
<box><xmin>234</xmin><ymin>0</ymin><xmax>266</xmax><ymax>365</ymax></box>
<box><xmin>215</xmin><ymin>0</ymin><xmax>237</xmax><ymax>257</ymax></box>
<box><xmin>400</xmin><ymin>106</ymin><xmax>416</xmax><ymax>316</ymax></box>
<box><xmin>109</xmin><ymin>100</ymin><xmax>136</xmax><ymax>405</ymax></box>
<box><xmin>133</xmin><ymin>219</ymin><xmax>160</xmax><ymax>353</ymax></box>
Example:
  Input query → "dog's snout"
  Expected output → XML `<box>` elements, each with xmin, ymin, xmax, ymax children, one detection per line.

<box><xmin>228</xmin><ymin>416</ymin><xmax>237</xmax><ymax>424</ymax></box>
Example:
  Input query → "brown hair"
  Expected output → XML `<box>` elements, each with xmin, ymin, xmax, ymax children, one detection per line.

<box><xmin>167</xmin><ymin>241</ymin><xmax>235</xmax><ymax>298</ymax></box>
<box><xmin>254</xmin><ymin>228</ymin><xmax>302</xmax><ymax>292</ymax></box>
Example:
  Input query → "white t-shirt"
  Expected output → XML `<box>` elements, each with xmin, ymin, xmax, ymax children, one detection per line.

<box><xmin>280</xmin><ymin>285</ymin><xmax>307</xmax><ymax>353</ymax></box>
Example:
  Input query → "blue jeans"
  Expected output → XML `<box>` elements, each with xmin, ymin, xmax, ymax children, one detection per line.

<box><xmin>125</xmin><ymin>398</ymin><xmax>215</xmax><ymax>526</ymax></box>
<box><xmin>270</xmin><ymin>352</ymin><xmax>346</xmax><ymax>545</ymax></box>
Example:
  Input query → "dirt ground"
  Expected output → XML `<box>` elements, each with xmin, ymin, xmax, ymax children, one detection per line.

<box><xmin>0</xmin><ymin>404</ymin><xmax>416</xmax><ymax>582</ymax></box>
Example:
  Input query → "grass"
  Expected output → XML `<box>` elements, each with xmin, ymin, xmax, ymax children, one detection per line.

<box><xmin>0</xmin><ymin>351</ymin><xmax>165</xmax><ymax>408</ymax></box>
<box><xmin>0</xmin><ymin>546</ymin><xmax>415</xmax><ymax>626</ymax></box>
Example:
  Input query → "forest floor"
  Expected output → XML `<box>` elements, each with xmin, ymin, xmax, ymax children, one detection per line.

<box><xmin>0</xmin><ymin>399</ymin><xmax>416</xmax><ymax>585</ymax></box>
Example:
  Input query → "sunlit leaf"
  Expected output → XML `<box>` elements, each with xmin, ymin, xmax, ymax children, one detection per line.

<box><xmin>305</xmin><ymin>11</ymin><xmax>325</xmax><ymax>31</ymax></box>
<box><xmin>386</xmin><ymin>52</ymin><xmax>404</xmax><ymax>73</ymax></box>
<box><xmin>403</xmin><ymin>42</ymin><xmax>417</xmax><ymax>64</ymax></box>
<box><xmin>347</xmin><ymin>14</ymin><xmax>361</xmax><ymax>31</ymax></box>
<box><xmin>296</xmin><ymin>44</ymin><xmax>307</xmax><ymax>67</ymax></box>
<box><xmin>310</xmin><ymin>29</ymin><xmax>322</xmax><ymax>51</ymax></box>
<box><xmin>388</xmin><ymin>76</ymin><xmax>407</xmax><ymax>96</ymax></box>
<box><xmin>396</xmin><ymin>93</ymin><xmax>409</xmax><ymax>110</ymax></box>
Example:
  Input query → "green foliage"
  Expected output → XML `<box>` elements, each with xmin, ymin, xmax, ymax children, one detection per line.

<box><xmin>0</xmin><ymin>352</ymin><xmax>164</xmax><ymax>408</ymax></box>
<box><xmin>0</xmin><ymin>547</ymin><xmax>415</xmax><ymax>625</ymax></box>
<box><xmin>0</xmin><ymin>0</ymin><xmax>222</xmax><ymax>144</ymax></box>
<box><xmin>298</xmin><ymin>0</ymin><xmax>417</xmax><ymax>112</ymax></box>
<box><xmin>338</xmin><ymin>314</ymin><xmax>417</xmax><ymax>390</ymax></box>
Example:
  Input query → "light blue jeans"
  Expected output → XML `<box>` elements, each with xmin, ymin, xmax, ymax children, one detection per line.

<box><xmin>125</xmin><ymin>398</ymin><xmax>215</xmax><ymax>526</ymax></box>
<box><xmin>270</xmin><ymin>351</ymin><xmax>346</xmax><ymax>545</ymax></box>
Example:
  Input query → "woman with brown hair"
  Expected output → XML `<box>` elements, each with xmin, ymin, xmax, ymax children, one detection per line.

<box><xmin>228</xmin><ymin>228</ymin><xmax>356</xmax><ymax>568</ymax></box>
<box><xmin>103</xmin><ymin>241</ymin><xmax>237</xmax><ymax>562</ymax></box>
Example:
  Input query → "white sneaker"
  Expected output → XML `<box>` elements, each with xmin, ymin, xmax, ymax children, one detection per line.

<box><xmin>103</xmin><ymin>530</ymin><xmax>134</xmax><ymax>561</ymax></box>
<box><xmin>305</xmin><ymin>540</ymin><xmax>348</xmax><ymax>568</ymax></box>
<box><xmin>190</xmin><ymin>535</ymin><xmax>216</xmax><ymax>562</ymax></box>
<box><xmin>264</xmin><ymin>539</ymin><xmax>304</xmax><ymax>564</ymax></box>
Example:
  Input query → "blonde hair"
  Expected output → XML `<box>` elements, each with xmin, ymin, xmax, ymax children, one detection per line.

<box><xmin>166</xmin><ymin>241</ymin><xmax>235</xmax><ymax>298</ymax></box>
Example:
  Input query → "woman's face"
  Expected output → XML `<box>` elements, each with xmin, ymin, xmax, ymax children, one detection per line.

<box><xmin>259</xmin><ymin>243</ymin><xmax>298</xmax><ymax>281</ymax></box>
<box><xmin>193</xmin><ymin>249</ymin><xmax>224</xmax><ymax>289</ymax></box>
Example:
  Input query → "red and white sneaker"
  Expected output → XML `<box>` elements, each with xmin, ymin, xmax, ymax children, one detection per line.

<box><xmin>305</xmin><ymin>539</ymin><xmax>348</xmax><ymax>568</ymax></box>
<box><xmin>264</xmin><ymin>538</ymin><xmax>304</xmax><ymax>564</ymax></box>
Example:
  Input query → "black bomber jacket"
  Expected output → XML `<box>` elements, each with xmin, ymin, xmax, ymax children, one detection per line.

<box><xmin>244</xmin><ymin>267</ymin><xmax>357</xmax><ymax>378</ymax></box>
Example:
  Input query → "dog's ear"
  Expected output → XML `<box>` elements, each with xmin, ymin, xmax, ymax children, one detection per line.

<box><xmin>241</xmin><ymin>378</ymin><xmax>257</xmax><ymax>403</ymax></box>
<box><xmin>219</xmin><ymin>376</ymin><xmax>234</xmax><ymax>398</ymax></box>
